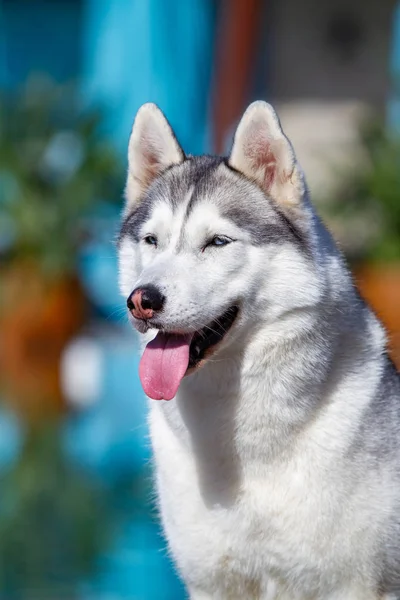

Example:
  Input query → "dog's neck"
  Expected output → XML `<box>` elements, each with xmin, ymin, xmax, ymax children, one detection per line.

<box><xmin>158</xmin><ymin>305</ymin><xmax>335</xmax><ymax>446</ymax></box>
<box><xmin>153</xmin><ymin>289</ymin><xmax>386</xmax><ymax>508</ymax></box>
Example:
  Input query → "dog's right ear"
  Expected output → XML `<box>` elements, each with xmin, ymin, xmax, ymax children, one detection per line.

<box><xmin>229</xmin><ymin>101</ymin><xmax>305</xmax><ymax>224</ymax></box>
<box><xmin>125</xmin><ymin>103</ymin><xmax>184</xmax><ymax>212</ymax></box>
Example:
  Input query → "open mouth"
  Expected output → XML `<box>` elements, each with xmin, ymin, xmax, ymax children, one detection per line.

<box><xmin>139</xmin><ymin>306</ymin><xmax>239</xmax><ymax>401</ymax></box>
<box><xmin>188</xmin><ymin>306</ymin><xmax>239</xmax><ymax>369</ymax></box>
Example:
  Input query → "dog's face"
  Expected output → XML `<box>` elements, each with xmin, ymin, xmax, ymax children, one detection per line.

<box><xmin>119</xmin><ymin>102</ymin><xmax>320</xmax><ymax>400</ymax></box>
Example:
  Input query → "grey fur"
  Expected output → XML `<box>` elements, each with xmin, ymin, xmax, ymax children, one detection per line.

<box><xmin>120</xmin><ymin>155</ymin><xmax>307</xmax><ymax>248</ymax></box>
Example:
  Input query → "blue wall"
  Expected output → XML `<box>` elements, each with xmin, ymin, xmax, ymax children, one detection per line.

<box><xmin>389</xmin><ymin>1</ymin><xmax>400</xmax><ymax>131</ymax></box>
<box><xmin>0</xmin><ymin>0</ymin><xmax>82</xmax><ymax>87</ymax></box>
<box><xmin>81</xmin><ymin>0</ymin><xmax>217</xmax><ymax>154</ymax></box>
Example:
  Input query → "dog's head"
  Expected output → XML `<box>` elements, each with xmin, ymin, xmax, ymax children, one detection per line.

<box><xmin>118</xmin><ymin>102</ymin><xmax>322</xmax><ymax>400</ymax></box>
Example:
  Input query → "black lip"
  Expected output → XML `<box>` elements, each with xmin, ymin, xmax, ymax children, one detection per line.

<box><xmin>188</xmin><ymin>306</ymin><xmax>239</xmax><ymax>369</ymax></box>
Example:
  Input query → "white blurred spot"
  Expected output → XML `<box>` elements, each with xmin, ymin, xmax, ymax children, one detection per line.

<box><xmin>61</xmin><ymin>337</ymin><xmax>103</xmax><ymax>409</ymax></box>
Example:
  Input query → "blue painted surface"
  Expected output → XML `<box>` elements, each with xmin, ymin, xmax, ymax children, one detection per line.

<box><xmin>79</xmin><ymin>509</ymin><xmax>185</xmax><ymax>600</ymax></box>
<box><xmin>0</xmin><ymin>1</ymin><xmax>6</xmax><ymax>87</ymax></box>
<box><xmin>81</xmin><ymin>0</ymin><xmax>217</xmax><ymax>155</ymax></box>
<box><xmin>388</xmin><ymin>1</ymin><xmax>400</xmax><ymax>132</ymax></box>
<box><xmin>0</xmin><ymin>407</ymin><xmax>22</xmax><ymax>471</ymax></box>
<box><xmin>77</xmin><ymin>203</ymin><xmax>125</xmax><ymax>321</ymax></box>
<box><xmin>0</xmin><ymin>0</ymin><xmax>82</xmax><ymax>87</ymax></box>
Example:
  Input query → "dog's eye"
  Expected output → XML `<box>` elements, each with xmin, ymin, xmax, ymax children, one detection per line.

<box><xmin>144</xmin><ymin>235</ymin><xmax>157</xmax><ymax>246</ymax></box>
<box><xmin>202</xmin><ymin>235</ymin><xmax>233</xmax><ymax>253</ymax></box>
<box><xmin>209</xmin><ymin>236</ymin><xmax>232</xmax><ymax>247</ymax></box>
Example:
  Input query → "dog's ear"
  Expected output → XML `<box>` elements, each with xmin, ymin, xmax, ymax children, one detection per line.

<box><xmin>125</xmin><ymin>103</ymin><xmax>184</xmax><ymax>211</ymax></box>
<box><xmin>229</xmin><ymin>101</ymin><xmax>305</xmax><ymax>218</ymax></box>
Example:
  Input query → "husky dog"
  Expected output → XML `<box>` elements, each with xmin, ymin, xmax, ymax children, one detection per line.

<box><xmin>118</xmin><ymin>101</ymin><xmax>400</xmax><ymax>599</ymax></box>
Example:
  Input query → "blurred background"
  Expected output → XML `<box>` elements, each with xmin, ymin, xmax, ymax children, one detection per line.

<box><xmin>0</xmin><ymin>0</ymin><xmax>399</xmax><ymax>598</ymax></box>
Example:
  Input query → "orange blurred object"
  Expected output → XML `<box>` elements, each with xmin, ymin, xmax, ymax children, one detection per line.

<box><xmin>213</xmin><ymin>0</ymin><xmax>262</xmax><ymax>154</ymax></box>
<box><xmin>0</xmin><ymin>264</ymin><xmax>86</xmax><ymax>422</ymax></box>
<box><xmin>356</xmin><ymin>266</ymin><xmax>400</xmax><ymax>369</ymax></box>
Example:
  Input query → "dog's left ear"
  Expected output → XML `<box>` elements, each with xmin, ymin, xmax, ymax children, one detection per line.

<box><xmin>229</xmin><ymin>101</ymin><xmax>305</xmax><ymax>219</ymax></box>
<box><xmin>125</xmin><ymin>103</ymin><xmax>185</xmax><ymax>212</ymax></box>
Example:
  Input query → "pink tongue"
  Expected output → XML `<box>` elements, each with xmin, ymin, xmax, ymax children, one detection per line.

<box><xmin>139</xmin><ymin>332</ymin><xmax>193</xmax><ymax>400</ymax></box>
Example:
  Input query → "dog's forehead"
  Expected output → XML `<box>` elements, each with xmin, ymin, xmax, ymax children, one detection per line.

<box><xmin>120</xmin><ymin>155</ymin><xmax>298</xmax><ymax>246</ymax></box>
<box><xmin>158</xmin><ymin>157</ymin><xmax>277</xmax><ymax>222</ymax></box>
<box><xmin>161</xmin><ymin>155</ymin><xmax>230</xmax><ymax>207</ymax></box>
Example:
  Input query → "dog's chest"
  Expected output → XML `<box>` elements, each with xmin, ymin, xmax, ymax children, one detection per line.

<box><xmin>149</xmin><ymin>400</ymin><xmax>344</xmax><ymax>598</ymax></box>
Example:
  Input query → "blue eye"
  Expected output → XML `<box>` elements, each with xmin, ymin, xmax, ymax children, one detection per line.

<box><xmin>144</xmin><ymin>235</ymin><xmax>157</xmax><ymax>246</ymax></box>
<box><xmin>210</xmin><ymin>236</ymin><xmax>231</xmax><ymax>247</ymax></box>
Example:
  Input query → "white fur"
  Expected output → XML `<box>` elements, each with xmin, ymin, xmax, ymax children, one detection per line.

<box><xmin>229</xmin><ymin>101</ymin><xmax>306</xmax><ymax>227</ymax></box>
<box><xmin>125</xmin><ymin>102</ymin><xmax>184</xmax><ymax>213</ymax></box>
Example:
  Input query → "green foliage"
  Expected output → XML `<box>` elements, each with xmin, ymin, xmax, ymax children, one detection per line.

<box><xmin>0</xmin><ymin>77</ymin><xmax>123</xmax><ymax>278</ymax></box>
<box><xmin>323</xmin><ymin>118</ymin><xmax>400</xmax><ymax>264</ymax></box>
<box><xmin>0</xmin><ymin>421</ymin><xmax>109</xmax><ymax>598</ymax></box>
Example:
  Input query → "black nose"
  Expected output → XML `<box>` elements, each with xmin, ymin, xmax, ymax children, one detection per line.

<box><xmin>127</xmin><ymin>284</ymin><xmax>165</xmax><ymax>313</ymax></box>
